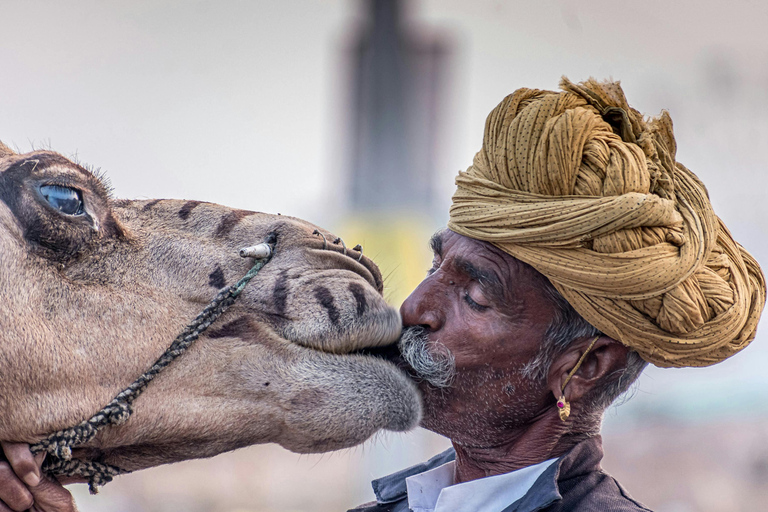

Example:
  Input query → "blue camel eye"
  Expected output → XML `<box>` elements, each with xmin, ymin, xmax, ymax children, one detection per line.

<box><xmin>39</xmin><ymin>185</ymin><xmax>85</xmax><ymax>216</ymax></box>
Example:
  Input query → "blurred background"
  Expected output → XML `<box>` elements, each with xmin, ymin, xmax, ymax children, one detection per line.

<box><xmin>2</xmin><ymin>1</ymin><xmax>767</xmax><ymax>510</ymax></box>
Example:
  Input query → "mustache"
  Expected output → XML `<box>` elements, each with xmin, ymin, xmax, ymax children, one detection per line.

<box><xmin>398</xmin><ymin>326</ymin><xmax>456</xmax><ymax>388</ymax></box>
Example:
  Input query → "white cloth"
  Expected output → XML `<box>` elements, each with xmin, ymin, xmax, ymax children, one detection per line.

<box><xmin>405</xmin><ymin>458</ymin><xmax>556</xmax><ymax>512</ymax></box>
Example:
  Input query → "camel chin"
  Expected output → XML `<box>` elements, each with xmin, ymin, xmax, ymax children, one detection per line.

<box><xmin>0</xmin><ymin>143</ymin><xmax>422</xmax><ymax>478</ymax></box>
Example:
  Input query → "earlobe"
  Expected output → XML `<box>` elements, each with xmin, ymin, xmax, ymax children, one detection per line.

<box><xmin>549</xmin><ymin>336</ymin><xmax>599</xmax><ymax>420</ymax></box>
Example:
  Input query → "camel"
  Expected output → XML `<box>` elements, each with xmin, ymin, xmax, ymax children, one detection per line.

<box><xmin>0</xmin><ymin>141</ymin><xmax>421</xmax><ymax>489</ymax></box>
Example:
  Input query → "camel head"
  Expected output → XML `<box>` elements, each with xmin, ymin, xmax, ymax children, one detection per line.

<box><xmin>0</xmin><ymin>142</ymin><xmax>421</xmax><ymax>474</ymax></box>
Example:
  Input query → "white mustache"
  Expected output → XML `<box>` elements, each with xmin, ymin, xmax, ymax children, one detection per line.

<box><xmin>398</xmin><ymin>326</ymin><xmax>456</xmax><ymax>388</ymax></box>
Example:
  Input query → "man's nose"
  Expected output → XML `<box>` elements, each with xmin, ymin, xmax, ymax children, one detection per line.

<box><xmin>400</xmin><ymin>278</ymin><xmax>444</xmax><ymax>331</ymax></box>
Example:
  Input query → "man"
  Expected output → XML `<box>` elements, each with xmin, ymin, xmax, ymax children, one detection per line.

<box><xmin>349</xmin><ymin>230</ymin><xmax>648</xmax><ymax>512</ymax></box>
<box><xmin>347</xmin><ymin>77</ymin><xmax>764</xmax><ymax>511</ymax></box>
<box><xmin>1</xmin><ymin>78</ymin><xmax>764</xmax><ymax>511</ymax></box>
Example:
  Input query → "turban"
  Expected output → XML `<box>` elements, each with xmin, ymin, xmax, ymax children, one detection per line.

<box><xmin>448</xmin><ymin>78</ymin><xmax>765</xmax><ymax>368</ymax></box>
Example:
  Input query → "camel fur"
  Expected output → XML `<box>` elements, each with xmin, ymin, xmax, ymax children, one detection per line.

<box><xmin>0</xmin><ymin>142</ymin><xmax>421</xmax><ymax>475</ymax></box>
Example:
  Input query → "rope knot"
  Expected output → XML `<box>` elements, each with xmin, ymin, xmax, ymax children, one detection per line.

<box><xmin>103</xmin><ymin>402</ymin><xmax>133</xmax><ymax>426</ymax></box>
<box><xmin>54</xmin><ymin>443</ymin><xmax>73</xmax><ymax>461</ymax></box>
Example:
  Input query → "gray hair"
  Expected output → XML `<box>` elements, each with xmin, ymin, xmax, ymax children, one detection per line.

<box><xmin>522</xmin><ymin>272</ymin><xmax>648</xmax><ymax>411</ymax></box>
<box><xmin>398</xmin><ymin>326</ymin><xmax>456</xmax><ymax>388</ymax></box>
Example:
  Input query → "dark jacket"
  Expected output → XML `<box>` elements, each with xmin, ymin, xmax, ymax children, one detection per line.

<box><xmin>348</xmin><ymin>436</ymin><xmax>652</xmax><ymax>512</ymax></box>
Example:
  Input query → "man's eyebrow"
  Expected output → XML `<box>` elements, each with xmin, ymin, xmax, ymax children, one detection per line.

<box><xmin>429</xmin><ymin>230</ymin><xmax>444</xmax><ymax>256</ymax></box>
<box><xmin>454</xmin><ymin>257</ymin><xmax>506</xmax><ymax>304</ymax></box>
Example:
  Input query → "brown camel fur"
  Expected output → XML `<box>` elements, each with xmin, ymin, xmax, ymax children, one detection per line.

<box><xmin>0</xmin><ymin>141</ymin><xmax>421</xmax><ymax>475</ymax></box>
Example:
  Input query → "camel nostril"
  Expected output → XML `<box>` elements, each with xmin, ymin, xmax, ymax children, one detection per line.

<box><xmin>264</xmin><ymin>231</ymin><xmax>278</xmax><ymax>246</ymax></box>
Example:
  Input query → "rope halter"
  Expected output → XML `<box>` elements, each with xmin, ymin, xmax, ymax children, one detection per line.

<box><xmin>30</xmin><ymin>241</ymin><xmax>274</xmax><ymax>493</ymax></box>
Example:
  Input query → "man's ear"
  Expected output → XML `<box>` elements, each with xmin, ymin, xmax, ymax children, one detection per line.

<box><xmin>546</xmin><ymin>335</ymin><xmax>630</xmax><ymax>404</ymax></box>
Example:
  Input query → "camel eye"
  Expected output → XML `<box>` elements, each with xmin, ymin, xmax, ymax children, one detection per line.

<box><xmin>39</xmin><ymin>185</ymin><xmax>85</xmax><ymax>216</ymax></box>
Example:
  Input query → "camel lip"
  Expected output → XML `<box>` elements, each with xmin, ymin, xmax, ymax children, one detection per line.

<box><xmin>286</xmin><ymin>336</ymin><xmax>404</xmax><ymax>360</ymax></box>
<box><xmin>268</xmin><ymin>304</ymin><xmax>402</xmax><ymax>355</ymax></box>
<box><xmin>50</xmin><ymin>343</ymin><xmax>420</xmax><ymax>479</ymax></box>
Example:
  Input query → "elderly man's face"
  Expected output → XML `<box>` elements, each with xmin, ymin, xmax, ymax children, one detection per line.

<box><xmin>400</xmin><ymin>230</ymin><xmax>558</xmax><ymax>446</ymax></box>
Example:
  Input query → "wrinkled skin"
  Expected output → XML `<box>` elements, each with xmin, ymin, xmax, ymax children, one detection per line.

<box><xmin>0</xmin><ymin>142</ymin><xmax>421</xmax><ymax>475</ymax></box>
<box><xmin>400</xmin><ymin>230</ymin><xmax>556</xmax><ymax>447</ymax></box>
<box><xmin>399</xmin><ymin>229</ymin><xmax>632</xmax><ymax>483</ymax></box>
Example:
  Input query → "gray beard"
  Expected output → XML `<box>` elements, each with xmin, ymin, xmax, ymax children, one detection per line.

<box><xmin>398</xmin><ymin>326</ymin><xmax>456</xmax><ymax>388</ymax></box>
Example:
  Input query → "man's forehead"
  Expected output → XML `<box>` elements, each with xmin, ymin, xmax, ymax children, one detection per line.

<box><xmin>433</xmin><ymin>229</ymin><xmax>553</xmax><ymax>290</ymax></box>
<box><xmin>431</xmin><ymin>230</ymin><xmax>510</xmax><ymax>278</ymax></box>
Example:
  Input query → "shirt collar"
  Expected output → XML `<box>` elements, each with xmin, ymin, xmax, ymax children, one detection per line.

<box><xmin>503</xmin><ymin>435</ymin><xmax>605</xmax><ymax>512</ymax></box>
<box><xmin>501</xmin><ymin>458</ymin><xmax>561</xmax><ymax>512</ymax></box>
<box><xmin>405</xmin><ymin>458</ymin><xmax>557</xmax><ymax>512</ymax></box>
<box><xmin>372</xmin><ymin>448</ymin><xmax>456</xmax><ymax>504</ymax></box>
<box><xmin>370</xmin><ymin>436</ymin><xmax>605</xmax><ymax>511</ymax></box>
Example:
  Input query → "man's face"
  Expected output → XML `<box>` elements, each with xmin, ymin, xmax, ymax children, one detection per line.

<box><xmin>399</xmin><ymin>230</ymin><xmax>557</xmax><ymax>447</ymax></box>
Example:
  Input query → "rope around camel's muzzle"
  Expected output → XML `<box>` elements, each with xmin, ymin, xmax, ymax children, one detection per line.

<box><xmin>29</xmin><ymin>242</ymin><xmax>273</xmax><ymax>494</ymax></box>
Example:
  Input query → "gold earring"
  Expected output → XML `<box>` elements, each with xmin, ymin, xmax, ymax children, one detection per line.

<box><xmin>557</xmin><ymin>396</ymin><xmax>570</xmax><ymax>421</ymax></box>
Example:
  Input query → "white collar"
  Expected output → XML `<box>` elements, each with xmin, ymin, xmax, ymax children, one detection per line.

<box><xmin>405</xmin><ymin>457</ymin><xmax>557</xmax><ymax>512</ymax></box>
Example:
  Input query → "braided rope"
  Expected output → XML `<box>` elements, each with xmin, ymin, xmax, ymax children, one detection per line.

<box><xmin>30</xmin><ymin>251</ymin><xmax>271</xmax><ymax>494</ymax></box>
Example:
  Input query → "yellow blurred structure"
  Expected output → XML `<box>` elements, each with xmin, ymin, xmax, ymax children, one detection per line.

<box><xmin>336</xmin><ymin>214</ymin><xmax>437</xmax><ymax>306</ymax></box>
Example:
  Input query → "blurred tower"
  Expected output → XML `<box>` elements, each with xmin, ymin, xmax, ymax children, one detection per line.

<box><xmin>348</xmin><ymin>0</ymin><xmax>448</xmax><ymax>214</ymax></box>
<box><xmin>340</xmin><ymin>0</ymin><xmax>453</xmax><ymax>305</ymax></box>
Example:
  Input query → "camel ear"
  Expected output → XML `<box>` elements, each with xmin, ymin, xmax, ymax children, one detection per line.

<box><xmin>0</xmin><ymin>141</ymin><xmax>15</xmax><ymax>158</ymax></box>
